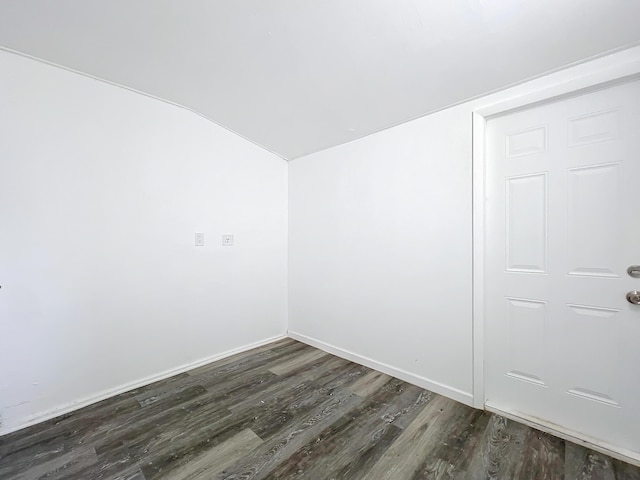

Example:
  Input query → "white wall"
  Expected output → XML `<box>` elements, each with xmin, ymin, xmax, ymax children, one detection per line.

<box><xmin>0</xmin><ymin>51</ymin><xmax>288</xmax><ymax>434</ymax></box>
<box><xmin>288</xmin><ymin>104</ymin><xmax>474</xmax><ymax>403</ymax></box>
<box><xmin>288</xmin><ymin>45</ymin><xmax>640</xmax><ymax>406</ymax></box>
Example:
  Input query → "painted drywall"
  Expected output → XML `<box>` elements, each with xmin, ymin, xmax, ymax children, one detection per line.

<box><xmin>288</xmin><ymin>103</ymin><xmax>474</xmax><ymax>402</ymax></box>
<box><xmin>288</xmin><ymin>45</ymin><xmax>640</xmax><ymax>405</ymax></box>
<box><xmin>0</xmin><ymin>50</ymin><xmax>288</xmax><ymax>434</ymax></box>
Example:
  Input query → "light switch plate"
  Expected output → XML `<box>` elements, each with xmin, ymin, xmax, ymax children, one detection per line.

<box><xmin>222</xmin><ymin>234</ymin><xmax>234</xmax><ymax>246</ymax></box>
<box><xmin>195</xmin><ymin>232</ymin><xmax>205</xmax><ymax>246</ymax></box>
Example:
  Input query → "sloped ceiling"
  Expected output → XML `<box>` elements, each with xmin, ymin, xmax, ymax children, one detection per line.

<box><xmin>1</xmin><ymin>1</ymin><xmax>640</xmax><ymax>160</ymax></box>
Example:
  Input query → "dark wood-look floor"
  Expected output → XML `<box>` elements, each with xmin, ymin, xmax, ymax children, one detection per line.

<box><xmin>1</xmin><ymin>339</ymin><xmax>639</xmax><ymax>480</ymax></box>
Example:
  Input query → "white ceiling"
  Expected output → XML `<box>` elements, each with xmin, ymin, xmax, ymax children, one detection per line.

<box><xmin>1</xmin><ymin>1</ymin><xmax>640</xmax><ymax>160</ymax></box>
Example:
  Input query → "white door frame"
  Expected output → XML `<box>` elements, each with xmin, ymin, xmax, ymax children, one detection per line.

<box><xmin>471</xmin><ymin>51</ymin><xmax>640</xmax><ymax>411</ymax></box>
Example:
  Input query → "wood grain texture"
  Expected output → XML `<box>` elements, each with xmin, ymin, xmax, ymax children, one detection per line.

<box><xmin>0</xmin><ymin>338</ymin><xmax>638</xmax><ymax>480</ymax></box>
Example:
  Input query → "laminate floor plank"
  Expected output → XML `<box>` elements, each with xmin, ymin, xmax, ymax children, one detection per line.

<box><xmin>613</xmin><ymin>461</ymin><xmax>640</xmax><ymax>480</ymax></box>
<box><xmin>120</xmin><ymin>470</ymin><xmax>147</xmax><ymax>480</ymax></box>
<box><xmin>565</xmin><ymin>442</ymin><xmax>620</xmax><ymax>480</ymax></box>
<box><xmin>9</xmin><ymin>446</ymin><xmax>98</xmax><ymax>480</ymax></box>
<box><xmin>0</xmin><ymin>398</ymin><xmax>141</xmax><ymax>478</ymax></box>
<box><xmin>268</xmin><ymin>348</ymin><xmax>330</xmax><ymax>376</ymax></box>
<box><xmin>172</xmin><ymin>428</ymin><xmax>263</xmax><ymax>480</ymax></box>
<box><xmin>180</xmin><ymin>342</ymin><xmax>310</xmax><ymax>392</ymax></box>
<box><xmin>364</xmin><ymin>395</ymin><xmax>467</xmax><ymax>479</ymax></box>
<box><xmin>264</xmin><ymin>378</ymin><xmax>428</xmax><ymax>479</ymax></box>
<box><xmin>348</xmin><ymin>370</ymin><xmax>393</xmax><ymax>398</ymax></box>
<box><xmin>514</xmin><ymin>428</ymin><xmax>565</xmax><ymax>480</ymax></box>
<box><xmin>227</xmin><ymin>355</ymin><xmax>350</xmax><ymax>414</ymax></box>
<box><xmin>460</xmin><ymin>414</ymin><xmax>566</xmax><ymax>480</ymax></box>
<box><xmin>411</xmin><ymin>405</ymin><xmax>492</xmax><ymax>479</ymax></box>
<box><xmin>83</xmin><ymin>384</ymin><xmax>217</xmax><ymax>456</ymax></box>
<box><xmin>184</xmin><ymin>338</ymin><xmax>298</xmax><ymax>378</ymax></box>
<box><xmin>314</xmin><ymin>361</ymin><xmax>373</xmax><ymax>391</ymax></box>
<box><xmin>135</xmin><ymin>360</ymin><xmax>356</xmax><ymax>479</ymax></box>
<box><xmin>246</xmin><ymin>374</ymin><xmax>350</xmax><ymax>441</ymax></box>
<box><xmin>1</xmin><ymin>339</ymin><xmax>638</xmax><ymax>480</ymax></box>
<box><xmin>143</xmin><ymin>428</ymin><xmax>263</xmax><ymax>480</ymax></box>
<box><xmin>101</xmin><ymin>367</ymin><xmax>282</xmax><ymax>456</ymax></box>
<box><xmin>218</xmin><ymin>387</ymin><xmax>364</xmax><ymax>480</ymax></box>
<box><xmin>0</xmin><ymin>395</ymin><xmax>141</xmax><ymax>460</ymax></box>
<box><xmin>460</xmin><ymin>414</ymin><xmax>520</xmax><ymax>480</ymax></box>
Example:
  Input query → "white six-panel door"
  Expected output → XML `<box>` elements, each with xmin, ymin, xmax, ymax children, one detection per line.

<box><xmin>485</xmin><ymin>80</ymin><xmax>640</xmax><ymax>454</ymax></box>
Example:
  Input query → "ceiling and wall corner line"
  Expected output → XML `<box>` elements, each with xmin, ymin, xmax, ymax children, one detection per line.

<box><xmin>0</xmin><ymin>45</ymin><xmax>290</xmax><ymax>163</ymax></box>
<box><xmin>289</xmin><ymin>40</ymin><xmax>640</xmax><ymax>162</ymax></box>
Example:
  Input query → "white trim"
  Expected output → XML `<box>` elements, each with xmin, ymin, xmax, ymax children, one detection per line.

<box><xmin>0</xmin><ymin>334</ymin><xmax>287</xmax><ymax>437</ymax></box>
<box><xmin>474</xmin><ymin>59</ymin><xmax>640</xmax><ymax>118</ymax></box>
<box><xmin>486</xmin><ymin>403</ymin><xmax>640</xmax><ymax>467</ymax></box>
<box><xmin>471</xmin><ymin>112</ymin><xmax>486</xmax><ymax>409</ymax></box>
<box><xmin>287</xmin><ymin>331</ymin><xmax>474</xmax><ymax>406</ymax></box>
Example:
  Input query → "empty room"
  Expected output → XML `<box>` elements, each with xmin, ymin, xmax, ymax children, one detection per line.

<box><xmin>1</xmin><ymin>1</ymin><xmax>640</xmax><ymax>479</ymax></box>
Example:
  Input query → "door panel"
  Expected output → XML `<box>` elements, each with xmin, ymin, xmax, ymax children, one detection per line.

<box><xmin>485</xmin><ymin>80</ymin><xmax>640</xmax><ymax>454</ymax></box>
<box><xmin>566</xmin><ymin>163</ymin><xmax>620</xmax><ymax>277</ymax></box>
<box><xmin>504</xmin><ymin>297</ymin><xmax>548</xmax><ymax>386</ymax></box>
<box><xmin>506</xmin><ymin>173</ymin><xmax>548</xmax><ymax>273</ymax></box>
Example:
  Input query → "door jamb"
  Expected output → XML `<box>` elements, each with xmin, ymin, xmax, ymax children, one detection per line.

<box><xmin>471</xmin><ymin>53</ymin><xmax>640</xmax><ymax>409</ymax></box>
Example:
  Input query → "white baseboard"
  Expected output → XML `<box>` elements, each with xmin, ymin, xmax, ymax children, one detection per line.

<box><xmin>287</xmin><ymin>331</ymin><xmax>474</xmax><ymax>406</ymax></box>
<box><xmin>485</xmin><ymin>403</ymin><xmax>640</xmax><ymax>467</ymax></box>
<box><xmin>0</xmin><ymin>334</ymin><xmax>287</xmax><ymax>437</ymax></box>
